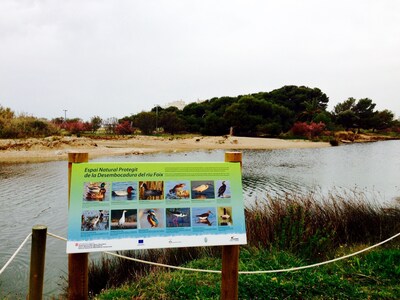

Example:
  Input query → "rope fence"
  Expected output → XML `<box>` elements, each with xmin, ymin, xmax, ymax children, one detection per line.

<box><xmin>1</xmin><ymin>231</ymin><xmax>399</xmax><ymax>276</ymax></box>
<box><xmin>0</xmin><ymin>233</ymin><xmax>32</xmax><ymax>276</ymax></box>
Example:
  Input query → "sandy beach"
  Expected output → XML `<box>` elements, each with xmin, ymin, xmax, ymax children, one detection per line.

<box><xmin>0</xmin><ymin>135</ymin><xmax>329</xmax><ymax>163</ymax></box>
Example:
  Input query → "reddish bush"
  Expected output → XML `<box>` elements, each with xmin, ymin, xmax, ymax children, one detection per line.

<box><xmin>62</xmin><ymin>121</ymin><xmax>90</xmax><ymax>134</ymax></box>
<box><xmin>291</xmin><ymin>122</ymin><xmax>326</xmax><ymax>139</ymax></box>
<box><xmin>115</xmin><ymin>121</ymin><xmax>133</xmax><ymax>135</ymax></box>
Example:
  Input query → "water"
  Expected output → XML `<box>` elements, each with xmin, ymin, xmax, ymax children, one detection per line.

<box><xmin>1</xmin><ymin>140</ymin><xmax>399</xmax><ymax>297</ymax></box>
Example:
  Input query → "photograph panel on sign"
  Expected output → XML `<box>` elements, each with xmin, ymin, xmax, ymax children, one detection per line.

<box><xmin>83</xmin><ymin>182</ymin><xmax>110</xmax><ymax>202</ymax></box>
<box><xmin>165</xmin><ymin>180</ymin><xmax>190</xmax><ymax>199</ymax></box>
<box><xmin>110</xmin><ymin>209</ymin><xmax>137</xmax><ymax>230</ymax></box>
<box><xmin>81</xmin><ymin>210</ymin><xmax>109</xmax><ymax>231</ymax></box>
<box><xmin>138</xmin><ymin>208</ymin><xmax>165</xmax><ymax>229</ymax></box>
<box><xmin>191</xmin><ymin>180</ymin><xmax>215</xmax><ymax>199</ymax></box>
<box><xmin>218</xmin><ymin>206</ymin><xmax>233</xmax><ymax>226</ymax></box>
<box><xmin>192</xmin><ymin>207</ymin><xmax>217</xmax><ymax>227</ymax></box>
<box><xmin>216</xmin><ymin>180</ymin><xmax>231</xmax><ymax>198</ymax></box>
<box><xmin>111</xmin><ymin>181</ymin><xmax>138</xmax><ymax>201</ymax></box>
<box><xmin>139</xmin><ymin>181</ymin><xmax>164</xmax><ymax>200</ymax></box>
<box><xmin>166</xmin><ymin>207</ymin><xmax>191</xmax><ymax>227</ymax></box>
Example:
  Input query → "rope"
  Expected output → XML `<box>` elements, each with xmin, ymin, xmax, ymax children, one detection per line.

<box><xmin>1</xmin><ymin>231</ymin><xmax>396</xmax><ymax>279</ymax></box>
<box><xmin>47</xmin><ymin>232</ymin><xmax>67</xmax><ymax>241</ymax></box>
<box><xmin>240</xmin><ymin>232</ymin><xmax>400</xmax><ymax>274</ymax></box>
<box><xmin>47</xmin><ymin>231</ymin><xmax>400</xmax><ymax>275</ymax></box>
<box><xmin>0</xmin><ymin>233</ymin><xmax>32</xmax><ymax>276</ymax></box>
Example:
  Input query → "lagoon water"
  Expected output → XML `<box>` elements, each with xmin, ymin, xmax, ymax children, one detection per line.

<box><xmin>1</xmin><ymin>140</ymin><xmax>399</xmax><ymax>297</ymax></box>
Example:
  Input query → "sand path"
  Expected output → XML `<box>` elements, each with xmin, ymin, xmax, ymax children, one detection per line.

<box><xmin>0</xmin><ymin>135</ymin><xmax>329</xmax><ymax>163</ymax></box>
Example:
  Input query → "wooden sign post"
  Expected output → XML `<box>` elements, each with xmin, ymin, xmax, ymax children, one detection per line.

<box><xmin>68</xmin><ymin>152</ymin><xmax>89</xmax><ymax>300</ymax></box>
<box><xmin>221</xmin><ymin>152</ymin><xmax>242</xmax><ymax>300</ymax></box>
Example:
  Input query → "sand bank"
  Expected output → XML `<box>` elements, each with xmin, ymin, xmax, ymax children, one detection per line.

<box><xmin>0</xmin><ymin>135</ymin><xmax>329</xmax><ymax>163</ymax></box>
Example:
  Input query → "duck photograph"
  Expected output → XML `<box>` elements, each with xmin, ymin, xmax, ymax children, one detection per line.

<box><xmin>111</xmin><ymin>181</ymin><xmax>137</xmax><ymax>201</ymax></box>
<box><xmin>110</xmin><ymin>209</ymin><xmax>137</xmax><ymax>230</ymax></box>
<box><xmin>166</xmin><ymin>208</ymin><xmax>191</xmax><ymax>227</ymax></box>
<box><xmin>81</xmin><ymin>210</ymin><xmax>109</xmax><ymax>231</ymax></box>
<box><xmin>191</xmin><ymin>180</ymin><xmax>215</xmax><ymax>199</ymax></box>
<box><xmin>216</xmin><ymin>180</ymin><xmax>231</xmax><ymax>198</ymax></box>
<box><xmin>192</xmin><ymin>207</ymin><xmax>217</xmax><ymax>227</ymax></box>
<box><xmin>139</xmin><ymin>181</ymin><xmax>164</xmax><ymax>200</ymax></box>
<box><xmin>218</xmin><ymin>207</ymin><xmax>233</xmax><ymax>226</ymax></box>
<box><xmin>82</xmin><ymin>182</ymin><xmax>109</xmax><ymax>202</ymax></box>
<box><xmin>165</xmin><ymin>180</ymin><xmax>190</xmax><ymax>199</ymax></box>
<box><xmin>138</xmin><ymin>208</ymin><xmax>165</xmax><ymax>229</ymax></box>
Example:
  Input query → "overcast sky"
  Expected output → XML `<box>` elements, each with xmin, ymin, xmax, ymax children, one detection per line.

<box><xmin>1</xmin><ymin>0</ymin><xmax>399</xmax><ymax>121</ymax></box>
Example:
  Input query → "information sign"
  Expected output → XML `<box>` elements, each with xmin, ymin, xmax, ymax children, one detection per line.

<box><xmin>67</xmin><ymin>162</ymin><xmax>246</xmax><ymax>253</ymax></box>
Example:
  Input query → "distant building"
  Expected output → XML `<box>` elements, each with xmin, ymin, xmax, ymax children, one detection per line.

<box><xmin>164</xmin><ymin>100</ymin><xmax>186</xmax><ymax>110</ymax></box>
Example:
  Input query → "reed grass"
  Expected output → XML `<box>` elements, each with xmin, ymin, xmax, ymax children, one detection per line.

<box><xmin>84</xmin><ymin>191</ymin><xmax>400</xmax><ymax>296</ymax></box>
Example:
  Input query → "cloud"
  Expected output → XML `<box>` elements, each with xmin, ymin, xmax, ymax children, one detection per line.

<box><xmin>1</xmin><ymin>0</ymin><xmax>399</xmax><ymax>120</ymax></box>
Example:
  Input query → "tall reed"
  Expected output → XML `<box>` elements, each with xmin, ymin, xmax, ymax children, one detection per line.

<box><xmin>245</xmin><ymin>190</ymin><xmax>399</xmax><ymax>259</ymax></box>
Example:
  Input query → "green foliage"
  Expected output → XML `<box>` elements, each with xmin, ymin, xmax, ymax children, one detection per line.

<box><xmin>0</xmin><ymin>111</ymin><xmax>59</xmax><ymax>138</ymax></box>
<box><xmin>159</xmin><ymin>111</ymin><xmax>186</xmax><ymax>135</ymax></box>
<box><xmin>134</xmin><ymin>112</ymin><xmax>156</xmax><ymax>135</ymax></box>
<box><xmin>90</xmin><ymin>116</ymin><xmax>103</xmax><ymax>133</ymax></box>
<box><xmin>96</xmin><ymin>248</ymin><xmax>400</xmax><ymax>299</ymax></box>
<box><xmin>333</xmin><ymin>97</ymin><xmax>395</xmax><ymax>131</ymax></box>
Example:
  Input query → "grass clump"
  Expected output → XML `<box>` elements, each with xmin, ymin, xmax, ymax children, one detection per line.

<box><xmin>95</xmin><ymin>247</ymin><xmax>400</xmax><ymax>299</ymax></box>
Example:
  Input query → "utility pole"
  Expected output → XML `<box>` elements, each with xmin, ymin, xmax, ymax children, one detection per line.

<box><xmin>155</xmin><ymin>105</ymin><xmax>158</xmax><ymax>133</ymax></box>
<box><xmin>63</xmin><ymin>109</ymin><xmax>67</xmax><ymax>123</ymax></box>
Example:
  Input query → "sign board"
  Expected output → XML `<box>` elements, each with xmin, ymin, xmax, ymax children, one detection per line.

<box><xmin>67</xmin><ymin>162</ymin><xmax>246</xmax><ymax>253</ymax></box>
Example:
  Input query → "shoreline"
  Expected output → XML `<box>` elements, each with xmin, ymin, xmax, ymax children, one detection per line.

<box><xmin>0</xmin><ymin>135</ymin><xmax>330</xmax><ymax>163</ymax></box>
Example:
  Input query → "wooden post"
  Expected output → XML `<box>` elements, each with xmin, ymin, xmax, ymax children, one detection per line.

<box><xmin>68</xmin><ymin>152</ymin><xmax>89</xmax><ymax>300</ymax></box>
<box><xmin>221</xmin><ymin>152</ymin><xmax>242</xmax><ymax>300</ymax></box>
<box><xmin>28</xmin><ymin>225</ymin><xmax>47</xmax><ymax>300</ymax></box>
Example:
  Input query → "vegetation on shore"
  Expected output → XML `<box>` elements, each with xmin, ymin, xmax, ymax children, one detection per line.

<box><xmin>71</xmin><ymin>191</ymin><xmax>400</xmax><ymax>299</ymax></box>
<box><xmin>2</xmin><ymin>85</ymin><xmax>400</xmax><ymax>140</ymax></box>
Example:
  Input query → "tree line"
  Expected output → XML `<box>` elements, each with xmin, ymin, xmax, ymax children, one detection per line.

<box><xmin>1</xmin><ymin>85</ymin><xmax>399</xmax><ymax>139</ymax></box>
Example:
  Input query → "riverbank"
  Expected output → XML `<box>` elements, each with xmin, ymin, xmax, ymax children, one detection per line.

<box><xmin>0</xmin><ymin>135</ymin><xmax>330</xmax><ymax>163</ymax></box>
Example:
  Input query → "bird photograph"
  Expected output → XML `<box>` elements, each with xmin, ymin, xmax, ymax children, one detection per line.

<box><xmin>81</xmin><ymin>210</ymin><xmax>109</xmax><ymax>231</ymax></box>
<box><xmin>111</xmin><ymin>181</ymin><xmax>137</xmax><ymax>200</ymax></box>
<box><xmin>110</xmin><ymin>209</ymin><xmax>137</xmax><ymax>230</ymax></box>
<box><xmin>146</xmin><ymin>209</ymin><xmax>159</xmax><ymax>227</ymax></box>
<box><xmin>166</xmin><ymin>181</ymin><xmax>190</xmax><ymax>199</ymax></box>
<box><xmin>139</xmin><ymin>181</ymin><xmax>164</xmax><ymax>200</ymax></box>
<box><xmin>192</xmin><ymin>207</ymin><xmax>216</xmax><ymax>227</ymax></box>
<box><xmin>217</xmin><ymin>180</ymin><xmax>231</xmax><ymax>198</ymax></box>
<box><xmin>139</xmin><ymin>208</ymin><xmax>164</xmax><ymax>229</ymax></box>
<box><xmin>166</xmin><ymin>208</ymin><xmax>191</xmax><ymax>227</ymax></box>
<box><xmin>191</xmin><ymin>180</ymin><xmax>215</xmax><ymax>199</ymax></box>
<box><xmin>218</xmin><ymin>207</ymin><xmax>232</xmax><ymax>226</ymax></box>
<box><xmin>83</xmin><ymin>182</ymin><xmax>109</xmax><ymax>201</ymax></box>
